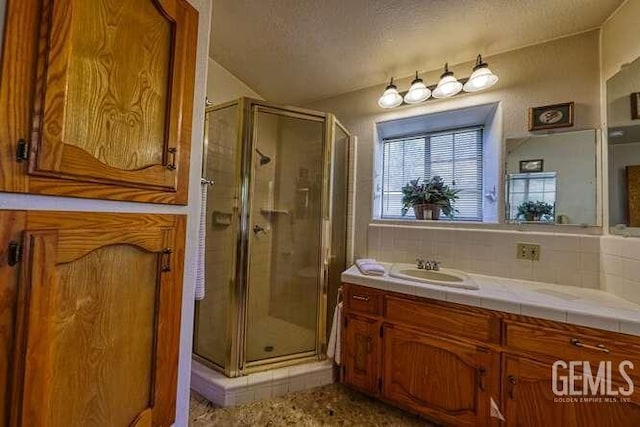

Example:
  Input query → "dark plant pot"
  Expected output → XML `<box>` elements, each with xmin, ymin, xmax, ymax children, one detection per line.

<box><xmin>414</xmin><ymin>204</ymin><xmax>441</xmax><ymax>220</ymax></box>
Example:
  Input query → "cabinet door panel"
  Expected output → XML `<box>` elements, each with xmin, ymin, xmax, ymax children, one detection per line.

<box><xmin>343</xmin><ymin>314</ymin><xmax>379</xmax><ymax>395</ymax></box>
<box><xmin>503</xmin><ymin>354</ymin><xmax>640</xmax><ymax>427</ymax></box>
<box><xmin>382</xmin><ymin>325</ymin><xmax>491</xmax><ymax>426</ymax></box>
<box><xmin>11</xmin><ymin>223</ymin><xmax>181</xmax><ymax>427</ymax></box>
<box><xmin>0</xmin><ymin>1</ymin><xmax>197</xmax><ymax>204</ymax></box>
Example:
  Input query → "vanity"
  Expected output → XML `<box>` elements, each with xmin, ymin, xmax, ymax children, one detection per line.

<box><xmin>340</xmin><ymin>265</ymin><xmax>640</xmax><ymax>426</ymax></box>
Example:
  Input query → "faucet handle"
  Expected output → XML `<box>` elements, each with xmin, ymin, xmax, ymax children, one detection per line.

<box><xmin>416</xmin><ymin>257</ymin><xmax>426</xmax><ymax>269</ymax></box>
<box><xmin>432</xmin><ymin>260</ymin><xmax>441</xmax><ymax>271</ymax></box>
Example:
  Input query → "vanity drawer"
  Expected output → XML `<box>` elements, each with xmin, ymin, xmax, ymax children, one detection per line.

<box><xmin>384</xmin><ymin>296</ymin><xmax>494</xmax><ymax>343</ymax></box>
<box><xmin>344</xmin><ymin>284</ymin><xmax>382</xmax><ymax>316</ymax></box>
<box><xmin>504</xmin><ymin>320</ymin><xmax>640</xmax><ymax>377</ymax></box>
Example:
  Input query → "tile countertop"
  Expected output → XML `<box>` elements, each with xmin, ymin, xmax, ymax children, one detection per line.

<box><xmin>342</xmin><ymin>263</ymin><xmax>640</xmax><ymax>336</ymax></box>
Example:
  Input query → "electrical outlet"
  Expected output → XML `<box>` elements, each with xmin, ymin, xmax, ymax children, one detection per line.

<box><xmin>517</xmin><ymin>243</ymin><xmax>541</xmax><ymax>261</ymax></box>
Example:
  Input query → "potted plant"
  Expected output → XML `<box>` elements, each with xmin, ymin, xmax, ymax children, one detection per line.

<box><xmin>516</xmin><ymin>200</ymin><xmax>554</xmax><ymax>222</ymax></box>
<box><xmin>401</xmin><ymin>176</ymin><xmax>460</xmax><ymax>220</ymax></box>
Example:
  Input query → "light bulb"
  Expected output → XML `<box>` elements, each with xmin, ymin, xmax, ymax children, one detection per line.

<box><xmin>403</xmin><ymin>72</ymin><xmax>431</xmax><ymax>104</ymax></box>
<box><xmin>463</xmin><ymin>55</ymin><xmax>499</xmax><ymax>92</ymax></box>
<box><xmin>377</xmin><ymin>78</ymin><xmax>403</xmax><ymax>109</ymax></box>
<box><xmin>432</xmin><ymin>63</ymin><xmax>462</xmax><ymax>99</ymax></box>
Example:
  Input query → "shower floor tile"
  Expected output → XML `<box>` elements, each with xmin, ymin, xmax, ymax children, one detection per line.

<box><xmin>190</xmin><ymin>383</ymin><xmax>433</xmax><ymax>426</ymax></box>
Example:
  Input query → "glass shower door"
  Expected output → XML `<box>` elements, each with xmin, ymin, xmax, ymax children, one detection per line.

<box><xmin>245</xmin><ymin>106</ymin><xmax>326</xmax><ymax>364</ymax></box>
<box><xmin>193</xmin><ymin>102</ymin><xmax>241</xmax><ymax>370</ymax></box>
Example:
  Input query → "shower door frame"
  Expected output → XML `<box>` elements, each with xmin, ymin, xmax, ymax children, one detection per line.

<box><xmin>195</xmin><ymin>98</ymin><xmax>345</xmax><ymax>377</ymax></box>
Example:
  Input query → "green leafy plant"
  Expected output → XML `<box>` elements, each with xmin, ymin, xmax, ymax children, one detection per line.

<box><xmin>401</xmin><ymin>176</ymin><xmax>460</xmax><ymax>218</ymax></box>
<box><xmin>517</xmin><ymin>200</ymin><xmax>554</xmax><ymax>221</ymax></box>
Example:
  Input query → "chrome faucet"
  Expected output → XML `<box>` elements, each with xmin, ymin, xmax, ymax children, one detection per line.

<box><xmin>416</xmin><ymin>258</ymin><xmax>441</xmax><ymax>271</ymax></box>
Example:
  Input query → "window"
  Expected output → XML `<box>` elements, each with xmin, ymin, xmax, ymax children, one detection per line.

<box><xmin>381</xmin><ymin>127</ymin><xmax>484</xmax><ymax>220</ymax></box>
<box><xmin>506</xmin><ymin>172</ymin><xmax>557</xmax><ymax>221</ymax></box>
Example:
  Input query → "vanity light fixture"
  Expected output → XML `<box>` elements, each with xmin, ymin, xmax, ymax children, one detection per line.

<box><xmin>463</xmin><ymin>54</ymin><xmax>499</xmax><ymax>92</ymax></box>
<box><xmin>376</xmin><ymin>54</ymin><xmax>499</xmax><ymax>108</ymax></box>
<box><xmin>377</xmin><ymin>77</ymin><xmax>403</xmax><ymax>109</ymax></box>
<box><xmin>432</xmin><ymin>63</ymin><xmax>463</xmax><ymax>99</ymax></box>
<box><xmin>403</xmin><ymin>71</ymin><xmax>431</xmax><ymax>104</ymax></box>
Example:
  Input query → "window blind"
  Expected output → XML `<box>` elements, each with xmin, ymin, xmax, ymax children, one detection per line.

<box><xmin>381</xmin><ymin>127</ymin><xmax>484</xmax><ymax>220</ymax></box>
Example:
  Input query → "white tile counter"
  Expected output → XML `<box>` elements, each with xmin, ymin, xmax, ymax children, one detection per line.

<box><xmin>342</xmin><ymin>263</ymin><xmax>640</xmax><ymax>336</ymax></box>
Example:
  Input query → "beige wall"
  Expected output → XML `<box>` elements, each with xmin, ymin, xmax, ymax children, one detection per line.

<box><xmin>602</xmin><ymin>0</ymin><xmax>640</xmax><ymax>81</ymax></box>
<box><xmin>207</xmin><ymin>58</ymin><xmax>263</xmax><ymax>105</ymax></box>
<box><xmin>308</xmin><ymin>30</ymin><xmax>602</xmax><ymax>259</ymax></box>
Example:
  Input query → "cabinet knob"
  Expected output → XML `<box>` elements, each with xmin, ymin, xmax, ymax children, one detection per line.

<box><xmin>477</xmin><ymin>367</ymin><xmax>487</xmax><ymax>391</ymax></box>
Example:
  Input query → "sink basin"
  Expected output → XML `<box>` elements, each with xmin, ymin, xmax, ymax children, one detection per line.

<box><xmin>389</xmin><ymin>264</ymin><xmax>478</xmax><ymax>290</ymax></box>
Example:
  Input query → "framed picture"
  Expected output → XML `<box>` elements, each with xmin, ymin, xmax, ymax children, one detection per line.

<box><xmin>631</xmin><ymin>93</ymin><xmax>640</xmax><ymax>120</ymax></box>
<box><xmin>528</xmin><ymin>102</ymin><xmax>574</xmax><ymax>131</ymax></box>
<box><xmin>520</xmin><ymin>159</ymin><xmax>544</xmax><ymax>173</ymax></box>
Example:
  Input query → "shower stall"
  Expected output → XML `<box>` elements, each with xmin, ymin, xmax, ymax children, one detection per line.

<box><xmin>193</xmin><ymin>98</ymin><xmax>352</xmax><ymax>377</ymax></box>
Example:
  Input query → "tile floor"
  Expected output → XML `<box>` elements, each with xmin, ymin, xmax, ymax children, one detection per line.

<box><xmin>190</xmin><ymin>383</ymin><xmax>434</xmax><ymax>426</ymax></box>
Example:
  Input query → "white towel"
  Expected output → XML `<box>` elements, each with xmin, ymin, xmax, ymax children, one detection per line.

<box><xmin>327</xmin><ymin>302</ymin><xmax>342</xmax><ymax>364</ymax></box>
<box><xmin>355</xmin><ymin>258</ymin><xmax>386</xmax><ymax>276</ymax></box>
<box><xmin>195</xmin><ymin>180</ymin><xmax>208</xmax><ymax>300</ymax></box>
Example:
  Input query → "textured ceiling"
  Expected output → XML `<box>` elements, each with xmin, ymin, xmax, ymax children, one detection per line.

<box><xmin>210</xmin><ymin>0</ymin><xmax>623</xmax><ymax>105</ymax></box>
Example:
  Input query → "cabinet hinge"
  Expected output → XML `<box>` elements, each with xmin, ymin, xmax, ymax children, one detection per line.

<box><xmin>8</xmin><ymin>241</ymin><xmax>22</xmax><ymax>266</ymax></box>
<box><xmin>379</xmin><ymin>325</ymin><xmax>383</xmax><ymax>338</ymax></box>
<box><xmin>16</xmin><ymin>139</ymin><xmax>28</xmax><ymax>162</ymax></box>
<box><xmin>344</xmin><ymin>316</ymin><xmax>348</xmax><ymax>328</ymax></box>
<box><xmin>378</xmin><ymin>378</ymin><xmax>382</xmax><ymax>392</ymax></box>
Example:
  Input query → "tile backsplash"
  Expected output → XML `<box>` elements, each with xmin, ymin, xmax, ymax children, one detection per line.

<box><xmin>601</xmin><ymin>235</ymin><xmax>640</xmax><ymax>305</ymax></box>
<box><xmin>367</xmin><ymin>224</ymin><xmax>601</xmax><ymax>288</ymax></box>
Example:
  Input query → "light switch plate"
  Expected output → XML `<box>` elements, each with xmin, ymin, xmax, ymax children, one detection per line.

<box><xmin>517</xmin><ymin>243</ymin><xmax>541</xmax><ymax>261</ymax></box>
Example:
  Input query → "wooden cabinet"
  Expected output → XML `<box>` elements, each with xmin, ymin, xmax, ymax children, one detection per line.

<box><xmin>502</xmin><ymin>354</ymin><xmax>640</xmax><ymax>427</ymax></box>
<box><xmin>0</xmin><ymin>211</ymin><xmax>186</xmax><ymax>427</ymax></box>
<box><xmin>341</xmin><ymin>282</ymin><xmax>640</xmax><ymax>426</ymax></box>
<box><xmin>0</xmin><ymin>0</ymin><xmax>198</xmax><ymax>204</ymax></box>
<box><xmin>343</xmin><ymin>314</ymin><xmax>380</xmax><ymax>395</ymax></box>
<box><xmin>382</xmin><ymin>325</ymin><xmax>493</xmax><ymax>426</ymax></box>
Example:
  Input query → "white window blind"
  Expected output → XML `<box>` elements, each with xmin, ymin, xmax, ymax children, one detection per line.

<box><xmin>381</xmin><ymin>127</ymin><xmax>484</xmax><ymax>220</ymax></box>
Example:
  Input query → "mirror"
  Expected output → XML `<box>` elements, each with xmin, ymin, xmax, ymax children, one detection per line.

<box><xmin>505</xmin><ymin>130</ymin><xmax>598</xmax><ymax>226</ymax></box>
<box><xmin>608</xmin><ymin>56</ymin><xmax>640</xmax><ymax>236</ymax></box>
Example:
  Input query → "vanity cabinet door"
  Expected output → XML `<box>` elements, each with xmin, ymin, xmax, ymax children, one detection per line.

<box><xmin>9</xmin><ymin>212</ymin><xmax>185</xmax><ymax>427</ymax></box>
<box><xmin>343</xmin><ymin>314</ymin><xmax>380</xmax><ymax>395</ymax></box>
<box><xmin>382</xmin><ymin>325</ymin><xmax>492</xmax><ymax>426</ymax></box>
<box><xmin>0</xmin><ymin>0</ymin><xmax>198</xmax><ymax>204</ymax></box>
<box><xmin>502</xmin><ymin>354</ymin><xmax>640</xmax><ymax>427</ymax></box>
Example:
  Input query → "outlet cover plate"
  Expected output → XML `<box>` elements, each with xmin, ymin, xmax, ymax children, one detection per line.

<box><xmin>517</xmin><ymin>243</ymin><xmax>541</xmax><ymax>261</ymax></box>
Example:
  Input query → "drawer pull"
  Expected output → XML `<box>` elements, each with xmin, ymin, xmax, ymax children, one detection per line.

<box><xmin>570</xmin><ymin>338</ymin><xmax>610</xmax><ymax>353</ymax></box>
<box><xmin>478</xmin><ymin>367</ymin><xmax>486</xmax><ymax>391</ymax></box>
<box><xmin>352</xmin><ymin>295</ymin><xmax>370</xmax><ymax>302</ymax></box>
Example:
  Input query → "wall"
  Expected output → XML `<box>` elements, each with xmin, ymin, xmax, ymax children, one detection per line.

<box><xmin>369</xmin><ymin>225</ymin><xmax>601</xmax><ymax>288</ymax></box>
<box><xmin>602</xmin><ymin>0</ymin><xmax>640</xmax><ymax>81</ymax></box>
<box><xmin>0</xmin><ymin>0</ymin><xmax>212</xmax><ymax>424</ymax></box>
<box><xmin>206</xmin><ymin>59</ymin><xmax>262</xmax><ymax>105</ymax></box>
<box><xmin>601</xmin><ymin>235</ymin><xmax>640</xmax><ymax>304</ymax></box>
<box><xmin>308</xmin><ymin>30</ymin><xmax>602</xmax><ymax>260</ymax></box>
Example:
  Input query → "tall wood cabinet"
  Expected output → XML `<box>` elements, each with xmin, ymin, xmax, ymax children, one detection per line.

<box><xmin>0</xmin><ymin>0</ymin><xmax>198</xmax><ymax>204</ymax></box>
<box><xmin>0</xmin><ymin>211</ymin><xmax>186</xmax><ymax>426</ymax></box>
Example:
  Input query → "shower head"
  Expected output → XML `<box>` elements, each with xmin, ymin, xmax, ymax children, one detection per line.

<box><xmin>255</xmin><ymin>149</ymin><xmax>271</xmax><ymax>166</ymax></box>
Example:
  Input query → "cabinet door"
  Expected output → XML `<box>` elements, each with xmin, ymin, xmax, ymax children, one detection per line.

<box><xmin>503</xmin><ymin>354</ymin><xmax>640</xmax><ymax>427</ymax></box>
<box><xmin>343</xmin><ymin>314</ymin><xmax>380</xmax><ymax>395</ymax></box>
<box><xmin>382</xmin><ymin>325</ymin><xmax>492</xmax><ymax>426</ymax></box>
<box><xmin>10</xmin><ymin>212</ymin><xmax>185</xmax><ymax>427</ymax></box>
<box><xmin>0</xmin><ymin>211</ymin><xmax>26</xmax><ymax>426</ymax></box>
<box><xmin>0</xmin><ymin>0</ymin><xmax>198</xmax><ymax>204</ymax></box>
